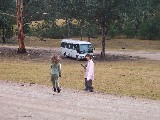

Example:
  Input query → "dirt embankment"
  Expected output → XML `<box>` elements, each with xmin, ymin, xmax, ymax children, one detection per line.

<box><xmin>0</xmin><ymin>80</ymin><xmax>160</xmax><ymax>120</ymax></box>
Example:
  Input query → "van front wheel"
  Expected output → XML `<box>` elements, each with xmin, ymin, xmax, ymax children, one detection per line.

<box><xmin>64</xmin><ymin>53</ymin><xmax>67</xmax><ymax>58</ymax></box>
<box><xmin>76</xmin><ymin>55</ymin><xmax>80</xmax><ymax>61</ymax></box>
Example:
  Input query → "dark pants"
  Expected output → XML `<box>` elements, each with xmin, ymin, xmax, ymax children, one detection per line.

<box><xmin>85</xmin><ymin>78</ymin><xmax>93</xmax><ymax>91</ymax></box>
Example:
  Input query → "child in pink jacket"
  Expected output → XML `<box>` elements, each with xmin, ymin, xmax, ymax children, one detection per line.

<box><xmin>84</xmin><ymin>54</ymin><xmax>94</xmax><ymax>92</ymax></box>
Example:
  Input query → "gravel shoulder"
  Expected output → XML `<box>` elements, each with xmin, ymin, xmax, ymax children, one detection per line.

<box><xmin>0</xmin><ymin>80</ymin><xmax>160</xmax><ymax>120</ymax></box>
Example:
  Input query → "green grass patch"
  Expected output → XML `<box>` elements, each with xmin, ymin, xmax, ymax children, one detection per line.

<box><xmin>0</xmin><ymin>60</ymin><xmax>50</xmax><ymax>85</ymax></box>
<box><xmin>0</xmin><ymin>59</ymin><xmax>160</xmax><ymax>100</ymax></box>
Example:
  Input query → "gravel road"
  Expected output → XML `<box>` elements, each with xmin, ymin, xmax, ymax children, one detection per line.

<box><xmin>0</xmin><ymin>80</ymin><xmax>160</xmax><ymax>120</ymax></box>
<box><xmin>1</xmin><ymin>45</ymin><xmax>160</xmax><ymax>61</ymax></box>
<box><xmin>106</xmin><ymin>51</ymin><xmax>160</xmax><ymax>61</ymax></box>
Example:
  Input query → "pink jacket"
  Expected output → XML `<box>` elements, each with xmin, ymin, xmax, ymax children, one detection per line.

<box><xmin>85</xmin><ymin>59</ymin><xmax>94</xmax><ymax>81</ymax></box>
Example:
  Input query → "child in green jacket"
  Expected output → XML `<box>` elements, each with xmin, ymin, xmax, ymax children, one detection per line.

<box><xmin>51</xmin><ymin>55</ymin><xmax>61</xmax><ymax>93</ymax></box>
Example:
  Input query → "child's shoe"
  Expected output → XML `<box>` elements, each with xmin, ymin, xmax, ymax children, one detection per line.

<box><xmin>53</xmin><ymin>87</ymin><xmax>56</xmax><ymax>92</ymax></box>
<box><xmin>89</xmin><ymin>89</ymin><xmax>93</xmax><ymax>92</ymax></box>
<box><xmin>89</xmin><ymin>87</ymin><xmax>93</xmax><ymax>92</ymax></box>
<box><xmin>83</xmin><ymin>88</ymin><xmax>88</xmax><ymax>91</ymax></box>
<box><xmin>57</xmin><ymin>87</ymin><xmax>61</xmax><ymax>93</ymax></box>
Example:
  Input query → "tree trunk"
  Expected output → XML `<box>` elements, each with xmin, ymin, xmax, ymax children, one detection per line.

<box><xmin>67</xmin><ymin>19</ymin><xmax>71</xmax><ymax>39</ymax></box>
<box><xmin>101</xmin><ymin>21</ymin><xmax>106</xmax><ymax>58</ymax></box>
<box><xmin>12</xmin><ymin>26</ymin><xmax>14</xmax><ymax>36</ymax></box>
<box><xmin>80</xmin><ymin>20</ymin><xmax>84</xmax><ymax>41</ymax></box>
<box><xmin>16</xmin><ymin>0</ymin><xmax>26</xmax><ymax>53</ymax></box>
<box><xmin>88</xmin><ymin>36</ymin><xmax>91</xmax><ymax>42</ymax></box>
<box><xmin>80</xmin><ymin>26</ymin><xmax>83</xmax><ymax>41</ymax></box>
<box><xmin>2</xmin><ymin>27</ymin><xmax>5</xmax><ymax>44</ymax></box>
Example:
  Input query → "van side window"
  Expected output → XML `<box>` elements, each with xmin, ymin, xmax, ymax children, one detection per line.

<box><xmin>70</xmin><ymin>44</ymin><xmax>74</xmax><ymax>49</ymax></box>
<box><xmin>68</xmin><ymin>44</ymin><xmax>71</xmax><ymax>49</ymax></box>
<box><xmin>72</xmin><ymin>44</ymin><xmax>75</xmax><ymax>50</ymax></box>
<box><xmin>61</xmin><ymin>42</ymin><xmax>65</xmax><ymax>48</ymax></box>
<box><xmin>75</xmin><ymin>44</ymin><xmax>80</xmax><ymax>52</ymax></box>
<box><xmin>64</xmin><ymin>43</ymin><xmax>67</xmax><ymax>48</ymax></box>
<box><xmin>75</xmin><ymin>44</ymin><xmax>78</xmax><ymax>49</ymax></box>
<box><xmin>66</xmin><ymin>43</ymin><xmax>69</xmax><ymax>49</ymax></box>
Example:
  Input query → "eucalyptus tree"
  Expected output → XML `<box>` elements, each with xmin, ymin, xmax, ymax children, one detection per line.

<box><xmin>85</xmin><ymin>0</ymin><xmax>160</xmax><ymax>57</ymax></box>
<box><xmin>142</xmin><ymin>0</ymin><xmax>160</xmax><ymax>39</ymax></box>
<box><xmin>71</xmin><ymin>0</ymin><xmax>88</xmax><ymax>40</ymax></box>
<box><xmin>0</xmin><ymin>0</ymin><xmax>16</xmax><ymax>43</ymax></box>
<box><xmin>16</xmin><ymin>0</ymin><xmax>27</xmax><ymax>53</ymax></box>
<box><xmin>86</xmin><ymin>0</ymin><xmax>130</xmax><ymax>57</ymax></box>
<box><xmin>120</xmin><ymin>0</ymin><xmax>160</xmax><ymax>39</ymax></box>
<box><xmin>24</xmin><ymin>0</ymin><xmax>50</xmax><ymax>22</ymax></box>
<box><xmin>55</xmin><ymin>0</ymin><xmax>75</xmax><ymax>38</ymax></box>
<box><xmin>126</xmin><ymin>0</ymin><xmax>160</xmax><ymax>39</ymax></box>
<box><xmin>23</xmin><ymin>0</ymin><xmax>59</xmax><ymax>39</ymax></box>
<box><xmin>122</xmin><ymin>0</ymin><xmax>152</xmax><ymax>36</ymax></box>
<box><xmin>151</xmin><ymin>0</ymin><xmax>160</xmax><ymax>25</ymax></box>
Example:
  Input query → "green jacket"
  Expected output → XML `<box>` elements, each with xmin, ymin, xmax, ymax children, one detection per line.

<box><xmin>51</xmin><ymin>63</ymin><xmax>61</xmax><ymax>77</ymax></box>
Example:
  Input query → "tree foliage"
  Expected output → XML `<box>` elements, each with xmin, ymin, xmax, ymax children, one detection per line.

<box><xmin>1</xmin><ymin>0</ymin><xmax>160</xmax><ymax>55</ymax></box>
<box><xmin>0</xmin><ymin>0</ymin><xmax>16</xmax><ymax>43</ymax></box>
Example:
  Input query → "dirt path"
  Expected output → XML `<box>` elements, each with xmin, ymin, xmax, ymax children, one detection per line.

<box><xmin>1</xmin><ymin>45</ymin><xmax>160</xmax><ymax>61</ymax></box>
<box><xmin>106</xmin><ymin>51</ymin><xmax>160</xmax><ymax>61</ymax></box>
<box><xmin>0</xmin><ymin>80</ymin><xmax>160</xmax><ymax>120</ymax></box>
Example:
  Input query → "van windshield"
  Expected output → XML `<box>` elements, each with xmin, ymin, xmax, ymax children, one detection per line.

<box><xmin>79</xmin><ymin>44</ymin><xmax>93</xmax><ymax>53</ymax></box>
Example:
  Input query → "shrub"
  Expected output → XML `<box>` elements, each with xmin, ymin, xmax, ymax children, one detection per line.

<box><xmin>123</xmin><ymin>23</ymin><xmax>136</xmax><ymax>38</ymax></box>
<box><xmin>108</xmin><ymin>24</ymin><xmax>120</xmax><ymax>38</ymax></box>
<box><xmin>138</xmin><ymin>17</ymin><xmax>160</xmax><ymax>40</ymax></box>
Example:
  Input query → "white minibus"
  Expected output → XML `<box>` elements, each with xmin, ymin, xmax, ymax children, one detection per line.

<box><xmin>61</xmin><ymin>39</ymin><xmax>93</xmax><ymax>60</ymax></box>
